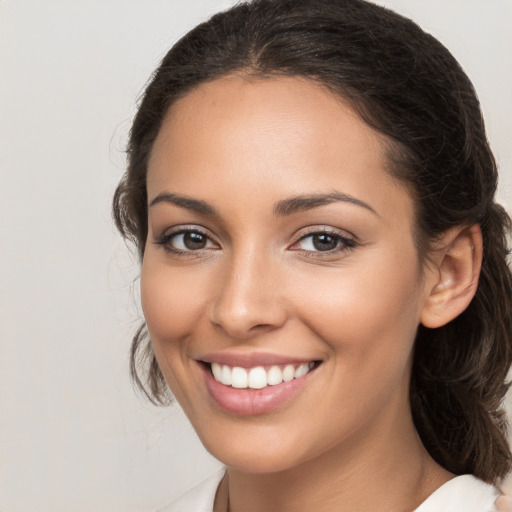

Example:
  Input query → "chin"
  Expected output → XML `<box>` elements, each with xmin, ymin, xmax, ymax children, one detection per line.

<box><xmin>195</xmin><ymin>422</ymin><xmax>320</xmax><ymax>474</ymax></box>
<box><xmin>210</xmin><ymin>447</ymin><xmax>302</xmax><ymax>474</ymax></box>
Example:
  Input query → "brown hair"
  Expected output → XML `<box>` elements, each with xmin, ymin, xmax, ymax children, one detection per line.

<box><xmin>113</xmin><ymin>0</ymin><xmax>512</xmax><ymax>483</ymax></box>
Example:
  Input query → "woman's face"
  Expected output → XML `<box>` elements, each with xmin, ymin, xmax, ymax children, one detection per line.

<box><xmin>142</xmin><ymin>76</ymin><xmax>435</xmax><ymax>473</ymax></box>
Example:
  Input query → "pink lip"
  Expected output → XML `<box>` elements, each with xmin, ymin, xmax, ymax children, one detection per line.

<box><xmin>200</xmin><ymin>351</ymin><xmax>316</xmax><ymax>368</ymax></box>
<box><xmin>199</xmin><ymin>361</ymin><xmax>318</xmax><ymax>416</ymax></box>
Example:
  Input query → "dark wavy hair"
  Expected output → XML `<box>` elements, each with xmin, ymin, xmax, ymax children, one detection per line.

<box><xmin>113</xmin><ymin>0</ymin><xmax>512</xmax><ymax>483</ymax></box>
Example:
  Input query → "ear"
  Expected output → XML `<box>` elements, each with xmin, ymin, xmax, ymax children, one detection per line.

<box><xmin>420</xmin><ymin>224</ymin><xmax>483</xmax><ymax>329</ymax></box>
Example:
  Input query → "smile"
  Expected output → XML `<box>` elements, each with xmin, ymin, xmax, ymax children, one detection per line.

<box><xmin>210</xmin><ymin>362</ymin><xmax>316</xmax><ymax>389</ymax></box>
<box><xmin>200</xmin><ymin>357</ymin><xmax>322</xmax><ymax>415</ymax></box>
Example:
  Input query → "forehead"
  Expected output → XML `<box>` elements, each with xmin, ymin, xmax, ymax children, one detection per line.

<box><xmin>147</xmin><ymin>75</ymin><xmax>411</xmax><ymax>222</ymax></box>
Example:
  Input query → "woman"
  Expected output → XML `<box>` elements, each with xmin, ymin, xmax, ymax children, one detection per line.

<box><xmin>113</xmin><ymin>0</ymin><xmax>512</xmax><ymax>510</ymax></box>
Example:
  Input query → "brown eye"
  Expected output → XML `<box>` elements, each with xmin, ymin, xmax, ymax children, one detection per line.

<box><xmin>155</xmin><ymin>228</ymin><xmax>218</xmax><ymax>253</ymax></box>
<box><xmin>297</xmin><ymin>233</ymin><xmax>341</xmax><ymax>252</ymax></box>
<box><xmin>311</xmin><ymin>233</ymin><xmax>339</xmax><ymax>251</ymax></box>
<box><xmin>183</xmin><ymin>231</ymin><xmax>208</xmax><ymax>250</ymax></box>
<box><xmin>292</xmin><ymin>229</ymin><xmax>357</xmax><ymax>255</ymax></box>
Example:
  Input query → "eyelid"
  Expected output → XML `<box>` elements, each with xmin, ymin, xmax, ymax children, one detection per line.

<box><xmin>292</xmin><ymin>225</ymin><xmax>356</xmax><ymax>243</ymax></box>
<box><xmin>153</xmin><ymin>225</ymin><xmax>220</xmax><ymax>254</ymax></box>
<box><xmin>288</xmin><ymin>226</ymin><xmax>357</xmax><ymax>254</ymax></box>
<box><xmin>152</xmin><ymin>224</ymin><xmax>356</xmax><ymax>257</ymax></box>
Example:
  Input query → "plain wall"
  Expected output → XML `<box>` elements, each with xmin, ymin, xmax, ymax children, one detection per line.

<box><xmin>0</xmin><ymin>1</ymin><xmax>510</xmax><ymax>510</ymax></box>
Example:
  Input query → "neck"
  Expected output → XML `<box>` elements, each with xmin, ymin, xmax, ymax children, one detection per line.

<box><xmin>216</xmin><ymin>405</ymin><xmax>453</xmax><ymax>512</ymax></box>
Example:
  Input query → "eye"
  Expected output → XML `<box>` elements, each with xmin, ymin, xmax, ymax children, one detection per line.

<box><xmin>298</xmin><ymin>233</ymin><xmax>340</xmax><ymax>251</ymax></box>
<box><xmin>290</xmin><ymin>229</ymin><xmax>356</xmax><ymax>254</ymax></box>
<box><xmin>154</xmin><ymin>228</ymin><xmax>219</xmax><ymax>254</ymax></box>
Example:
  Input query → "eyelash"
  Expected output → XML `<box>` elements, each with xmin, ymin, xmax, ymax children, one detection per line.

<box><xmin>291</xmin><ymin>229</ymin><xmax>357</xmax><ymax>258</ymax></box>
<box><xmin>154</xmin><ymin>227</ymin><xmax>216</xmax><ymax>256</ymax></box>
<box><xmin>153</xmin><ymin>227</ymin><xmax>357</xmax><ymax>258</ymax></box>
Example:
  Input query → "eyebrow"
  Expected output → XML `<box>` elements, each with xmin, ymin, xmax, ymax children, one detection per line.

<box><xmin>273</xmin><ymin>192</ymin><xmax>378</xmax><ymax>217</ymax></box>
<box><xmin>148</xmin><ymin>191</ymin><xmax>378</xmax><ymax>217</ymax></box>
<box><xmin>149</xmin><ymin>193</ymin><xmax>218</xmax><ymax>215</ymax></box>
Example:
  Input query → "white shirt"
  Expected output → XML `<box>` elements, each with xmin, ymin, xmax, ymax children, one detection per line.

<box><xmin>158</xmin><ymin>469</ymin><xmax>500</xmax><ymax>512</ymax></box>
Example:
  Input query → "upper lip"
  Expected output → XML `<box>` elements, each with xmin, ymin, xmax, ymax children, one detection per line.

<box><xmin>199</xmin><ymin>351</ymin><xmax>319</xmax><ymax>368</ymax></box>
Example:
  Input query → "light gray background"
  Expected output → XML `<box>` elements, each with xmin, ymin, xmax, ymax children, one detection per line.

<box><xmin>0</xmin><ymin>1</ymin><xmax>510</xmax><ymax>511</ymax></box>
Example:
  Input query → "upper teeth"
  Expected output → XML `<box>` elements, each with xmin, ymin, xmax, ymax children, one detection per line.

<box><xmin>211</xmin><ymin>362</ymin><xmax>315</xmax><ymax>389</ymax></box>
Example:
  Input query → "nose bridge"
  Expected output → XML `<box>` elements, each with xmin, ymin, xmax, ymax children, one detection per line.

<box><xmin>209</xmin><ymin>242</ymin><xmax>286</xmax><ymax>338</ymax></box>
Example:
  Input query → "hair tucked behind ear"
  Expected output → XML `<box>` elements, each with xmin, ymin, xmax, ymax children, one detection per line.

<box><xmin>411</xmin><ymin>204</ymin><xmax>512</xmax><ymax>481</ymax></box>
<box><xmin>113</xmin><ymin>0</ymin><xmax>512</xmax><ymax>482</ymax></box>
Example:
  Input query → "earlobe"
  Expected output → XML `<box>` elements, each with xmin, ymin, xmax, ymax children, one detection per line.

<box><xmin>420</xmin><ymin>224</ymin><xmax>483</xmax><ymax>329</ymax></box>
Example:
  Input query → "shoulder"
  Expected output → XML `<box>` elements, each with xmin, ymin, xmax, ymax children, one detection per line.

<box><xmin>414</xmin><ymin>475</ymin><xmax>500</xmax><ymax>512</ymax></box>
<box><xmin>156</xmin><ymin>469</ymin><xmax>225</xmax><ymax>512</ymax></box>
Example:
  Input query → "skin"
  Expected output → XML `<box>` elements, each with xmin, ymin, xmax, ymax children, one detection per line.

<box><xmin>141</xmin><ymin>75</ymin><xmax>467</xmax><ymax>511</ymax></box>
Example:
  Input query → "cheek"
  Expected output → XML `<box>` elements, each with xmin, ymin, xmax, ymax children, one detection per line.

<box><xmin>140</xmin><ymin>258</ymin><xmax>209</xmax><ymax>344</ymax></box>
<box><xmin>291</xmin><ymin>251</ymin><xmax>423</xmax><ymax>366</ymax></box>
<box><xmin>140</xmin><ymin>257</ymin><xmax>213</xmax><ymax>408</ymax></box>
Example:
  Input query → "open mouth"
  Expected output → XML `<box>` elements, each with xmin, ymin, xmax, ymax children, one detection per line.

<box><xmin>203</xmin><ymin>361</ymin><xmax>321</xmax><ymax>390</ymax></box>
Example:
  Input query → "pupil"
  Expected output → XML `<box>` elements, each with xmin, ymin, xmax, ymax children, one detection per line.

<box><xmin>184</xmin><ymin>232</ymin><xmax>207</xmax><ymax>250</ymax></box>
<box><xmin>313</xmin><ymin>234</ymin><xmax>337</xmax><ymax>251</ymax></box>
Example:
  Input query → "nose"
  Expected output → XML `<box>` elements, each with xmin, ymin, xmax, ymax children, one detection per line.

<box><xmin>208</xmin><ymin>249</ymin><xmax>288</xmax><ymax>340</ymax></box>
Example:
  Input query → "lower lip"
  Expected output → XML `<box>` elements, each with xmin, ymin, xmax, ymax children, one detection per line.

<box><xmin>200</xmin><ymin>363</ymin><xmax>317</xmax><ymax>416</ymax></box>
